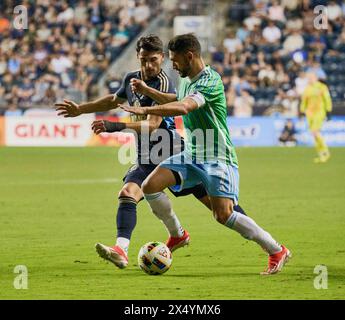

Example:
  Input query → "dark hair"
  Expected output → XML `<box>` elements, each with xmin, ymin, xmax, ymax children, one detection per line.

<box><xmin>136</xmin><ymin>35</ymin><xmax>163</xmax><ymax>53</ymax></box>
<box><xmin>168</xmin><ymin>33</ymin><xmax>201</xmax><ymax>56</ymax></box>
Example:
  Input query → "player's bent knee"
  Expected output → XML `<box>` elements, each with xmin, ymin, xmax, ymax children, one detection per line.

<box><xmin>118</xmin><ymin>187</ymin><xmax>136</xmax><ymax>200</ymax></box>
<box><xmin>212</xmin><ymin>200</ymin><xmax>234</xmax><ymax>224</ymax></box>
<box><xmin>213</xmin><ymin>208</ymin><xmax>232</xmax><ymax>225</ymax></box>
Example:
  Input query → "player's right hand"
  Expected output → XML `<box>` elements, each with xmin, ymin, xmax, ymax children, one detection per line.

<box><xmin>91</xmin><ymin>120</ymin><xmax>107</xmax><ymax>135</ymax></box>
<box><xmin>130</xmin><ymin>78</ymin><xmax>148</xmax><ymax>95</ymax></box>
<box><xmin>55</xmin><ymin>99</ymin><xmax>82</xmax><ymax>117</ymax></box>
<box><xmin>120</xmin><ymin>104</ymin><xmax>147</xmax><ymax>115</ymax></box>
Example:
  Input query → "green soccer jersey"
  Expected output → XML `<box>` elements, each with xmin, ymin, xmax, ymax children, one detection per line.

<box><xmin>177</xmin><ymin>66</ymin><xmax>238</xmax><ymax>167</ymax></box>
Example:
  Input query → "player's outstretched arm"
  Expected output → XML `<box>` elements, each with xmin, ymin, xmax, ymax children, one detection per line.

<box><xmin>55</xmin><ymin>94</ymin><xmax>126</xmax><ymax>117</ymax></box>
<box><xmin>130</xmin><ymin>79</ymin><xmax>177</xmax><ymax>104</ymax></box>
<box><xmin>120</xmin><ymin>97</ymin><xmax>199</xmax><ymax>117</ymax></box>
<box><xmin>91</xmin><ymin>115</ymin><xmax>162</xmax><ymax>135</ymax></box>
<box><xmin>323</xmin><ymin>86</ymin><xmax>332</xmax><ymax>113</ymax></box>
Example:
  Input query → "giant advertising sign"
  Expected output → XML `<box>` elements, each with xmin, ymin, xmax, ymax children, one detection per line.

<box><xmin>4</xmin><ymin>115</ymin><xmax>96</xmax><ymax>146</ymax></box>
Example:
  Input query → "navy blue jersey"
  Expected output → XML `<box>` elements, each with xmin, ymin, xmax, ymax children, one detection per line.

<box><xmin>115</xmin><ymin>69</ymin><xmax>183</xmax><ymax>164</ymax></box>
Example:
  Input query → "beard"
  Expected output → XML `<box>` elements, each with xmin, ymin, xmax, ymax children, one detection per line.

<box><xmin>177</xmin><ymin>60</ymin><xmax>193</xmax><ymax>78</ymax></box>
<box><xmin>178</xmin><ymin>70</ymin><xmax>188</xmax><ymax>78</ymax></box>
<box><xmin>143</xmin><ymin>69</ymin><xmax>159</xmax><ymax>80</ymax></box>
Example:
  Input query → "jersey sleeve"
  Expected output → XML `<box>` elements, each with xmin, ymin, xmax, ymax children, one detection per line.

<box><xmin>151</xmin><ymin>72</ymin><xmax>176</xmax><ymax>106</ymax></box>
<box><xmin>115</xmin><ymin>73</ymin><xmax>129</xmax><ymax>99</ymax></box>
<box><xmin>322</xmin><ymin>84</ymin><xmax>332</xmax><ymax>112</ymax></box>
<box><xmin>158</xmin><ymin>72</ymin><xmax>176</xmax><ymax>94</ymax></box>
<box><xmin>167</xmin><ymin>78</ymin><xmax>176</xmax><ymax>94</ymax></box>
<box><xmin>186</xmin><ymin>75</ymin><xmax>223</xmax><ymax>108</ymax></box>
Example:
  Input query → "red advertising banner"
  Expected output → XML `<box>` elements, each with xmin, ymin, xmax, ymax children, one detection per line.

<box><xmin>0</xmin><ymin>117</ymin><xmax>4</xmax><ymax>146</ymax></box>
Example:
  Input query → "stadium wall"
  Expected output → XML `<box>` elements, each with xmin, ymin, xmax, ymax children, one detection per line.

<box><xmin>0</xmin><ymin>116</ymin><xmax>344</xmax><ymax>147</ymax></box>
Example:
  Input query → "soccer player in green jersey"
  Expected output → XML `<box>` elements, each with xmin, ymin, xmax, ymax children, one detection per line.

<box><xmin>122</xmin><ymin>34</ymin><xmax>291</xmax><ymax>275</ymax></box>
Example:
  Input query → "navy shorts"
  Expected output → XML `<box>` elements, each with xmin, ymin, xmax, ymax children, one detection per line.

<box><xmin>123</xmin><ymin>164</ymin><xmax>207</xmax><ymax>200</ymax></box>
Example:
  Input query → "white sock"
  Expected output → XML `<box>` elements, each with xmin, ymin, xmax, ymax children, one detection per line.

<box><xmin>116</xmin><ymin>237</ymin><xmax>130</xmax><ymax>254</ymax></box>
<box><xmin>225</xmin><ymin>211</ymin><xmax>282</xmax><ymax>255</ymax></box>
<box><xmin>145</xmin><ymin>192</ymin><xmax>184</xmax><ymax>237</ymax></box>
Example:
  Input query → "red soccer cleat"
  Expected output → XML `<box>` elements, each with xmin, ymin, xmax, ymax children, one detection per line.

<box><xmin>166</xmin><ymin>230</ymin><xmax>190</xmax><ymax>252</ymax></box>
<box><xmin>261</xmin><ymin>245</ymin><xmax>292</xmax><ymax>275</ymax></box>
<box><xmin>95</xmin><ymin>243</ymin><xmax>128</xmax><ymax>269</ymax></box>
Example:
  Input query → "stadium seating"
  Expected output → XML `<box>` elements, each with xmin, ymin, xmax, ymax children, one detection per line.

<box><xmin>0</xmin><ymin>0</ymin><xmax>160</xmax><ymax>113</ymax></box>
<box><xmin>219</xmin><ymin>0</ymin><xmax>345</xmax><ymax>116</ymax></box>
<box><xmin>1</xmin><ymin>0</ymin><xmax>345</xmax><ymax>117</ymax></box>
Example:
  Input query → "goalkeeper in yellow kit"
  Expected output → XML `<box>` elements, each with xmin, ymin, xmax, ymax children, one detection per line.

<box><xmin>300</xmin><ymin>72</ymin><xmax>332</xmax><ymax>163</ymax></box>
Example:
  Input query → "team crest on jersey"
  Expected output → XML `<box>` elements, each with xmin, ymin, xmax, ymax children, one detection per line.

<box><xmin>131</xmin><ymin>114</ymin><xmax>147</xmax><ymax>121</ymax></box>
<box><xmin>131</xmin><ymin>98</ymin><xmax>147</xmax><ymax>121</ymax></box>
<box><xmin>134</xmin><ymin>99</ymin><xmax>141</xmax><ymax>107</ymax></box>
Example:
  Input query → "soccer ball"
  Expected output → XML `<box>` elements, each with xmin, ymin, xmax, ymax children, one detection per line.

<box><xmin>138</xmin><ymin>241</ymin><xmax>172</xmax><ymax>275</ymax></box>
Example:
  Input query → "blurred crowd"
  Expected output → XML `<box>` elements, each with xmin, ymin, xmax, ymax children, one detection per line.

<box><xmin>2</xmin><ymin>0</ymin><xmax>345</xmax><ymax>118</ymax></box>
<box><xmin>211</xmin><ymin>0</ymin><xmax>345</xmax><ymax>117</ymax></box>
<box><xmin>103</xmin><ymin>0</ymin><xmax>210</xmax><ymax>98</ymax></box>
<box><xmin>0</xmin><ymin>0</ymin><xmax>160</xmax><ymax>115</ymax></box>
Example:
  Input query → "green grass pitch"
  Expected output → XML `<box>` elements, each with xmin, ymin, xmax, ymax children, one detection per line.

<box><xmin>0</xmin><ymin>147</ymin><xmax>344</xmax><ymax>300</ymax></box>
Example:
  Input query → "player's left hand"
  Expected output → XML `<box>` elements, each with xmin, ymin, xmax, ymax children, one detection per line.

<box><xmin>55</xmin><ymin>99</ymin><xmax>81</xmax><ymax>117</ymax></box>
<box><xmin>91</xmin><ymin>120</ymin><xmax>107</xmax><ymax>135</ymax></box>
<box><xmin>130</xmin><ymin>78</ymin><xmax>148</xmax><ymax>95</ymax></box>
<box><xmin>119</xmin><ymin>104</ymin><xmax>147</xmax><ymax>115</ymax></box>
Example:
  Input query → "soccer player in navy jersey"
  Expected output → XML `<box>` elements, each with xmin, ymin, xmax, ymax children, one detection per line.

<box><xmin>56</xmin><ymin>35</ymin><xmax>248</xmax><ymax>269</ymax></box>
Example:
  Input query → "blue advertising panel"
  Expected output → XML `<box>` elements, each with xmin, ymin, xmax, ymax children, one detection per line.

<box><xmin>227</xmin><ymin>116</ymin><xmax>345</xmax><ymax>147</ymax></box>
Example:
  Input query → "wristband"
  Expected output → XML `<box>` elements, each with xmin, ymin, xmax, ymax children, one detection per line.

<box><xmin>104</xmin><ymin>121</ymin><xmax>126</xmax><ymax>132</ymax></box>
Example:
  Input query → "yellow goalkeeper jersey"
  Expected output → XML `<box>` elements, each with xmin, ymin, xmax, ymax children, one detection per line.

<box><xmin>300</xmin><ymin>81</ymin><xmax>332</xmax><ymax>118</ymax></box>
